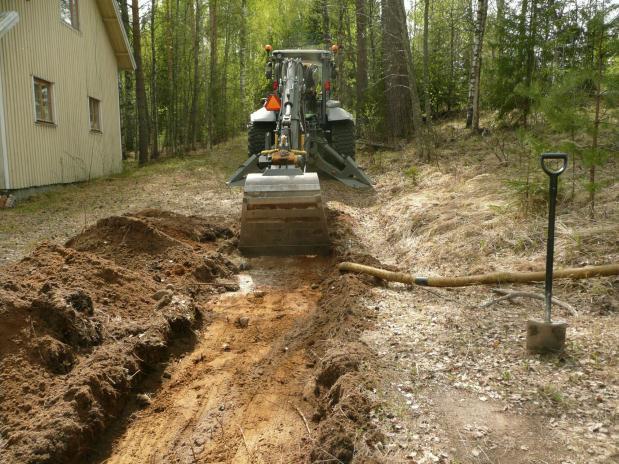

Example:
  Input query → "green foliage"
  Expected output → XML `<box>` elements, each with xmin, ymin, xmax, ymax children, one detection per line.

<box><xmin>409</xmin><ymin>0</ymin><xmax>472</xmax><ymax>114</ymax></box>
<box><xmin>504</xmin><ymin>177</ymin><xmax>551</xmax><ymax>213</ymax></box>
<box><xmin>118</xmin><ymin>0</ymin><xmax>618</xmax><ymax>191</ymax></box>
<box><xmin>403</xmin><ymin>165</ymin><xmax>419</xmax><ymax>184</ymax></box>
<box><xmin>541</xmin><ymin>72</ymin><xmax>589</xmax><ymax>136</ymax></box>
<box><xmin>504</xmin><ymin>129</ymin><xmax>558</xmax><ymax>216</ymax></box>
<box><xmin>513</xmin><ymin>81</ymin><xmax>542</xmax><ymax>115</ymax></box>
<box><xmin>538</xmin><ymin>384</ymin><xmax>564</xmax><ymax>405</ymax></box>
<box><xmin>538</xmin><ymin>2</ymin><xmax>619</xmax><ymax>210</ymax></box>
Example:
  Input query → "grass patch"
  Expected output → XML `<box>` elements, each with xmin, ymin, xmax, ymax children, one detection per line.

<box><xmin>4</xmin><ymin>137</ymin><xmax>246</xmax><ymax>216</ymax></box>
<box><xmin>538</xmin><ymin>384</ymin><xmax>564</xmax><ymax>404</ymax></box>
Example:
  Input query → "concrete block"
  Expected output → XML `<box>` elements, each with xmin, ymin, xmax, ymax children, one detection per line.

<box><xmin>0</xmin><ymin>194</ymin><xmax>15</xmax><ymax>208</ymax></box>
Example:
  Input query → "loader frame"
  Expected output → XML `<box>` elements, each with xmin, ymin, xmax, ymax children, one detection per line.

<box><xmin>227</xmin><ymin>48</ymin><xmax>372</xmax><ymax>256</ymax></box>
<box><xmin>228</xmin><ymin>49</ymin><xmax>372</xmax><ymax>189</ymax></box>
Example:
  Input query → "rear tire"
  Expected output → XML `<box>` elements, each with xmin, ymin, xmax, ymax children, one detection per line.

<box><xmin>328</xmin><ymin>120</ymin><xmax>356</xmax><ymax>159</ymax></box>
<box><xmin>248</xmin><ymin>122</ymin><xmax>276</xmax><ymax>157</ymax></box>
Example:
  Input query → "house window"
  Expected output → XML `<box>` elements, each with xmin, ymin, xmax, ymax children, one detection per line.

<box><xmin>60</xmin><ymin>0</ymin><xmax>79</xmax><ymax>30</ymax></box>
<box><xmin>89</xmin><ymin>97</ymin><xmax>101</xmax><ymax>132</ymax></box>
<box><xmin>33</xmin><ymin>78</ymin><xmax>54</xmax><ymax>124</ymax></box>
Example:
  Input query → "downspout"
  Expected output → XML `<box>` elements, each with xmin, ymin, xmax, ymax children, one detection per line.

<box><xmin>0</xmin><ymin>50</ymin><xmax>10</xmax><ymax>190</ymax></box>
<box><xmin>0</xmin><ymin>12</ymin><xmax>18</xmax><ymax>191</ymax></box>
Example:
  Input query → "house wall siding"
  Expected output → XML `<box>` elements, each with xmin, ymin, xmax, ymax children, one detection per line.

<box><xmin>0</xmin><ymin>53</ymin><xmax>7</xmax><ymax>190</ymax></box>
<box><xmin>0</xmin><ymin>0</ymin><xmax>122</xmax><ymax>189</ymax></box>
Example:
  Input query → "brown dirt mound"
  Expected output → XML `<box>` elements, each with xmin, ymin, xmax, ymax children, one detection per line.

<box><xmin>312</xmin><ymin>370</ymin><xmax>383</xmax><ymax>463</ymax></box>
<box><xmin>305</xmin><ymin>284</ymin><xmax>383</xmax><ymax>463</ymax></box>
<box><xmin>67</xmin><ymin>215</ymin><xmax>180</xmax><ymax>254</ymax></box>
<box><xmin>66</xmin><ymin>210</ymin><xmax>238</xmax><ymax>292</ymax></box>
<box><xmin>0</xmin><ymin>211</ymin><xmax>238</xmax><ymax>464</ymax></box>
<box><xmin>131</xmin><ymin>209</ymin><xmax>235</xmax><ymax>243</ymax></box>
<box><xmin>316</xmin><ymin>343</ymin><xmax>366</xmax><ymax>389</ymax></box>
<box><xmin>284</xmin><ymin>209</ymin><xmax>386</xmax><ymax>463</ymax></box>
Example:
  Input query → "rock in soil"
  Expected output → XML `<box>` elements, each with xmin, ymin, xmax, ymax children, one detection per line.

<box><xmin>136</xmin><ymin>393</ymin><xmax>152</xmax><ymax>407</ymax></box>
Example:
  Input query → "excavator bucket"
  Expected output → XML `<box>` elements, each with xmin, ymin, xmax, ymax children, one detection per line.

<box><xmin>239</xmin><ymin>172</ymin><xmax>330</xmax><ymax>256</ymax></box>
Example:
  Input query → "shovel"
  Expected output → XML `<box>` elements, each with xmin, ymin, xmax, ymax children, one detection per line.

<box><xmin>526</xmin><ymin>153</ymin><xmax>568</xmax><ymax>353</ymax></box>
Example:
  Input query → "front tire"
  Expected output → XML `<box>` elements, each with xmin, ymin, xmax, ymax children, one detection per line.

<box><xmin>248</xmin><ymin>122</ymin><xmax>276</xmax><ymax>157</ymax></box>
<box><xmin>328</xmin><ymin>120</ymin><xmax>356</xmax><ymax>160</ymax></box>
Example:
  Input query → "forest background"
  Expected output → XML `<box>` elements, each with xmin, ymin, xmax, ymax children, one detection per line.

<box><xmin>119</xmin><ymin>0</ymin><xmax>617</xmax><ymax>215</ymax></box>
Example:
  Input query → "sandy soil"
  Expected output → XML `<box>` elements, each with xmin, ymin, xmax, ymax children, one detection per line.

<box><xmin>97</xmin><ymin>256</ymin><xmax>325</xmax><ymax>464</ymax></box>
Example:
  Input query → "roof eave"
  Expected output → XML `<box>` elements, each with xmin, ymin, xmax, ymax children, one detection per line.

<box><xmin>96</xmin><ymin>0</ymin><xmax>136</xmax><ymax>71</ymax></box>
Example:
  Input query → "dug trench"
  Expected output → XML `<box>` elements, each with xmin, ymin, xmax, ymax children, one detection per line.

<box><xmin>0</xmin><ymin>208</ymin><xmax>385</xmax><ymax>463</ymax></box>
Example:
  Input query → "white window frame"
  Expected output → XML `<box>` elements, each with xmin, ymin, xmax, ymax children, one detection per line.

<box><xmin>88</xmin><ymin>96</ymin><xmax>102</xmax><ymax>133</ymax></box>
<box><xmin>60</xmin><ymin>0</ymin><xmax>79</xmax><ymax>31</ymax></box>
<box><xmin>32</xmin><ymin>76</ymin><xmax>55</xmax><ymax>125</ymax></box>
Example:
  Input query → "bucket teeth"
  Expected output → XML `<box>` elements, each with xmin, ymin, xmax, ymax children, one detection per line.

<box><xmin>239</xmin><ymin>173</ymin><xmax>330</xmax><ymax>256</ymax></box>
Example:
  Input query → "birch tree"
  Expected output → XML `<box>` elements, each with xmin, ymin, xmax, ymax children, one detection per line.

<box><xmin>465</xmin><ymin>0</ymin><xmax>488</xmax><ymax>130</ymax></box>
<box><xmin>356</xmin><ymin>0</ymin><xmax>368</xmax><ymax>130</ymax></box>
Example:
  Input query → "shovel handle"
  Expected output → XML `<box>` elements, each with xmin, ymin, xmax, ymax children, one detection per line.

<box><xmin>541</xmin><ymin>153</ymin><xmax>568</xmax><ymax>177</ymax></box>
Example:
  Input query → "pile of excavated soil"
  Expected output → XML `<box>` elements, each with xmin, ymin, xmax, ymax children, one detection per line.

<box><xmin>80</xmin><ymin>206</ymin><xmax>388</xmax><ymax>464</ymax></box>
<box><xmin>0</xmin><ymin>210</ymin><xmax>237</xmax><ymax>464</ymax></box>
<box><xmin>1</xmin><ymin>205</ymin><xmax>389</xmax><ymax>464</ymax></box>
<box><xmin>285</xmin><ymin>209</ymin><xmax>388</xmax><ymax>463</ymax></box>
<box><xmin>66</xmin><ymin>210</ymin><xmax>238</xmax><ymax>293</ymax></box>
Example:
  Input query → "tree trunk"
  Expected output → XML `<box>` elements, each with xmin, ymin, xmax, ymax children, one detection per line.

<box><xmin>465</xmin><ymin>0</ymin><xmax>488</xmax><ymax>131</ymax></box>
<box><xmin>517</xmin><ymin>0</ymin><xmax>529</xmax><ymax>72</ymax></box>
<box><xmin>381</xmin><ymin>0</ymin><xmax>418</xmax><ymax>141</ymax></box>
<box><xmin>150</xmin><ymin>0</ymin><xmax>159</xmax><ymax>159</ymax></box>
<box><xmin>422</xmin><ymin>0</ymin><xmax>432</xmax><ymax>126</ymax></box>
<box><xmin>189</xmin><ymin>0</ymin><xmax>201</xmax><ymax>151</ymax></box>
<box><xmin>344</xmin><ymin>5</ymin><xmax>355</xmax><ymax>110</ymax></box>
<box><xmin>207</xmin><ymin>0</ymin><xmax>218</xmax><ymax>148</ymax></box>
<box><xmin>523</xmin><ymin>0</ymin><xmax>537</xmax><ymax>126</ymax></box>
<box><xmin>495</xmin><ymin>0</ymin><xmax>505</xmax><ymax>63</ymax></box>
<box><xmin>335</xmin><ymin>2</ymin><xmax>346</xmax><ymax>102</ymax></box>
<box><xmin>398</xmin><ymin>0</ymin><xmax>423</xmax><ymax>134</ymax></box>
<box><xmin>355</xmin><ymin>0</ymin><xmax>368</xmax><ymax>129</ymax></box>
<box><xmin>132</xmin><ymin>0</ymin><xmax>149</xmax><ymax>165</ymax></box>
<box><xmin>447</xmin><ymin>0</ymin><xmax>455</xmax><ymax>112</ymax></box>
<box><xmin>171</xmin><ymin>0</ymin><xmax>181</xmax><ymax>151</ymax></box>
<box><xmin>368</xmin><ymin>0</ymin><xmax>378</xmax><ymax>83</ymax></box>
<box><xmin>119</xmin><ymin>0</ymin><xmax>134</xmax><ymax>158</ymax></box>
<box><xmin>239</xmin><ymin>0</ymin><xmax>247</xmax><ymax>121</ymax></box>
<box><xmin>516</xmin><ymin>0</ymin><xmax>529</xmax><ymax>126</ymax></box>
<box><xmin>179</xmin><ymin>1</ymin><xmax>190</xmax><ymax>147</ymax></box>
<box><xmin>221</xmin><ymin>11</ymin><xmax>231</xmax><ymax>141</ymax></box>
<box><xmin>164</xmin><ymin>0</ymin><xmax>175</xmax><ymax>154</ymax></box>
<box><xmin>321</xmin><ymin>0</ymin><xmax>330</xmax><ymax>44</ymax></box>
<box><xmin>590</xmin><ymin>19</ymin><xmax>604</xmax><ymax>219</ymax></box>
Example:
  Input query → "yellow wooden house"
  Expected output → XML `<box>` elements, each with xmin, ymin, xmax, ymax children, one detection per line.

<box><xmin>0</xmin><ymin>0</ymin><xmax>134</xmax><ymax>191</ymax></box>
